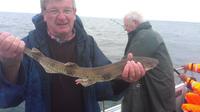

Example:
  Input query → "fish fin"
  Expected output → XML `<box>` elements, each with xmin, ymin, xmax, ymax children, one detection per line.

<box><xmin>75</xmin><ymin>78</ymin><xmax>96</xmax><ymax>87</ymax></box>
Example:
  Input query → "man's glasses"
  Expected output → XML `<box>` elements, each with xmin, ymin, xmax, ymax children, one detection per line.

<box><xmin>45</xmin><ymin>8</ymin><xmax>74</xmax><ymax>16</ymax></box>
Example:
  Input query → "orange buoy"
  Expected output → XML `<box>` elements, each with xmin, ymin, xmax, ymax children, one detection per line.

<box><xmin>185</xmin><ymin>92</ymin><xmax>200</xmax><ymax>105</ymax></box>
<box><xmin>182</xmin><ymin>103</ymin><xmax>200</xmax><ymax>112</ymax></box>
<box><xmin>183</xmin><ymin>63</ymin><xmax>200</xmax><ymax>73</ymax></box>
<box><xmin>179</xmin><ymin>74</ymin><xmax>200</xmax><ymax>112</ymax></box>
<box><xmin>191</xmin><ymin>80</ymin><xmax>200</xmax><ymax>95</ymax></box>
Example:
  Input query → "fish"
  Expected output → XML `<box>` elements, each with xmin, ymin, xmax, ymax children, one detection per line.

<box><xmin>24</xmin><ymin>47</ymin><xmax>159</xmax><ymax>87</ymax></box>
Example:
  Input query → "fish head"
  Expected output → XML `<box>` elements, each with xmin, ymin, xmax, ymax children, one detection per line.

<box><xmin>30</xmin><ymin>48</ymin><xmax>45</xmax><ymax>60</ymax></box>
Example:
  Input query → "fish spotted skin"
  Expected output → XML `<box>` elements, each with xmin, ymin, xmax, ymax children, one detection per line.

<box><xmin>24</xmin><ymin>47</ymin><xmax>159</xmax><ymax>87</ymax></box>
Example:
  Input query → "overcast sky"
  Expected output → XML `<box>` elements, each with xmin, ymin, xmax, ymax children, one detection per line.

<box><xmin>0</xmin><ymin>0</ymin><xmax>199</xmax><ymax>22</ymax></box>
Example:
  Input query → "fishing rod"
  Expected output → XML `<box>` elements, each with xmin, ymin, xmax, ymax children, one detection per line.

<box><xmin>174</xmin><ymin>68</ymin><xmax>182</xmax><ymax>75</ymax></box>
<box><xmin>173</xmin><ymin>67</ymin><xmax>189</xmax><ymax>84</ymax></box>
<box><xmin>174</xmin><ymin>67</ymin><xmax>194</xmax><ymax>82</ymax></box>
<box><xmin>174</xmin><ymin>67</ymin><xmax>196</xmax><ymax>85</ymax></box>
<box><xmin>109</xmin><ymin>19</ymin><xmax>124</xmax><ymax>28</ymax></box>
<box><xmin>174</xmin><ymin>66</ymin><xmax>200</xmax><ymax>91</ymax></box>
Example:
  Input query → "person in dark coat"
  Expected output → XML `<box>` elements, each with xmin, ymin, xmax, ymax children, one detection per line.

<box><xmin>0</xmin><ymin>1</ymin><xmax>145</xmax><ymax>112</ymax></box>
<box><xmin>121</xmin><ymin>11</ymin><xmax>176</xmax><ymax>112</ymax></box>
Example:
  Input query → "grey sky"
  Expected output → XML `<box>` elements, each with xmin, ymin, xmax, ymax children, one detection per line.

<box><xmin>0</xmin><ymin>0</ymin><xmax>199</xmax><ymax>22</ymax></box>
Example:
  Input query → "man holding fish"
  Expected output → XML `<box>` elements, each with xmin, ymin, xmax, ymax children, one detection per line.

<box><xmin>122</xmin><ymin>11</ymin><xmax>176</xmax><ymax>112</ymax></box>
<box><xmin>0</xmin><ymin>0</ymin><xmax>153</xmax><ymax>112</ymax></box>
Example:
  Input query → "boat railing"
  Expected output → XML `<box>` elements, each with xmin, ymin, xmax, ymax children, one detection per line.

<box><xmin>101</xmin><ymin>82</ymin><xmax>187</xmax><ymax>112</ymax></box>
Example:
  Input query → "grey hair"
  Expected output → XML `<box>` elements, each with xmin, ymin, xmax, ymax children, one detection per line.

<box><xmin>40</xmin><ymin>0</ymin><xmax>76</xmax><ymax>13</ymax></box>
<box><xmin>125</xmin><ymin>11</ymin><xmax>144</xmax><ymax>23</ymax></box>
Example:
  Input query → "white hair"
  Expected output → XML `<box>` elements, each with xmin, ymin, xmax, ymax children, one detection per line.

<box><xmin>124</xmin><ymin>11</ymin><xmax>144</xmax><ymax>23</ymax></box>
<box><xmin>40</xmin><ymin>0</ymin><xmax>76</xmax><ymax>12</ymax></box>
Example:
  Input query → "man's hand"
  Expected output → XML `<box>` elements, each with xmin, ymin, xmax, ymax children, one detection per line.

<box><xmin>0</xmin><ymin>32</ymin><xmax>25</xmax><ymax>83</ymax></box>
<box><xmin>0</xmin><ymin>32</ymin><xmax>25</xmax><ymax>63</ymax></box>
<box><xmin>121</xmin><ymin>53</ymin><xmax>145</xmax><ymax>83</ymax></box>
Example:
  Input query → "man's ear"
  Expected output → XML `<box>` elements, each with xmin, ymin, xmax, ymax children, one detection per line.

<box><xmin>73</xmin><ymin>8</ymin><xmax>77</xmax><ymax>14</ymax></box>
<box><xmin>134</xmin><ymin>20</ymin><xmax>140</xmax><ymax>26</ymax></box>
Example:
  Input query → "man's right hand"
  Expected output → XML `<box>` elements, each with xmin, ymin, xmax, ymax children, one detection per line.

<box><xmin>0</xmin><ymin>32</ymin><xmax>25</xmax><ymax>83</ymax></box>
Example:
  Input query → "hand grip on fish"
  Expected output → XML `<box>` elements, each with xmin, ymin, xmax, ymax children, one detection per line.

<box><xmin>24</xmin><ymin>47</ymin><xmax>159</xmax><ymax>87</ymax></box>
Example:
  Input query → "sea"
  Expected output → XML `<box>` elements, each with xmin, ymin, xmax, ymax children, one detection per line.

<box><xmin>0</xmin><ymin>12</ymin><xmax>200</xmax><ymax>112</ymax></box>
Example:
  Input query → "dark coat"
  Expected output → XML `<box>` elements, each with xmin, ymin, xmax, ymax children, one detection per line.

<box><xmin>122</xmin><ymin>22</ymin><xmax>176</xmax><ymax>112</ymax></box>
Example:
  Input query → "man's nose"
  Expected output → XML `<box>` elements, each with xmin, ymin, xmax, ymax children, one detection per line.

<box><xmin>57</xmin><ymin>12</ymin><xmax>67</xmax><ymax>20</ymax></box>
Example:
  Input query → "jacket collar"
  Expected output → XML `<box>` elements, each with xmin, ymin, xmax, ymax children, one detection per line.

<box><xmin>128</xmin><ymin>21</ymin><xmax>152</xmax><ymax>38</ymax></box>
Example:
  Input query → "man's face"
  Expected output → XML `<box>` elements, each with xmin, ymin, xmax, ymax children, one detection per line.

<box><xmin>124</xmin><ymin>17</ymin><xmax>137</xmax><ymax>33</ymax></box>
<box><xmin>43</xmin><ymin>0</ymin><xmax>76</xmax><ymax>37</ymax></box>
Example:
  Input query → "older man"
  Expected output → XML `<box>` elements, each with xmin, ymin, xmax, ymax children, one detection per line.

<box><xmin>0</xmin><ymin>0</ymin><xmax>145</xmax><ymax>112</ymax></box>
<box><xmin>122</xmin><ymin>11</ymin><xmax>176</xmax><ymax>112</ymax></box>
